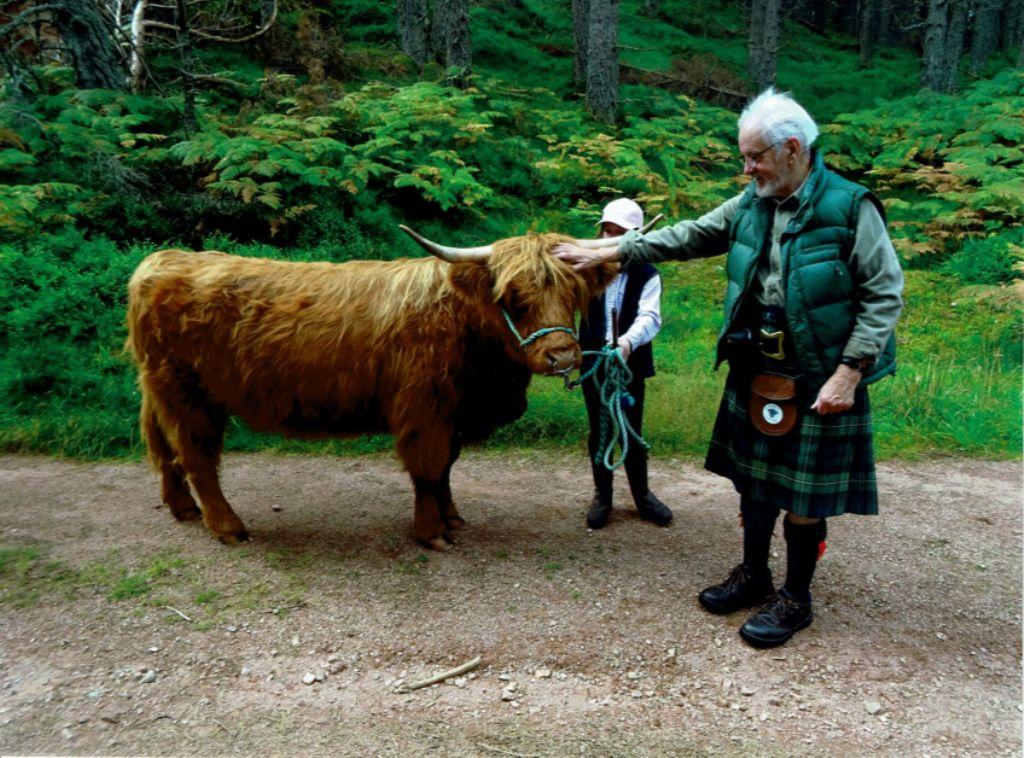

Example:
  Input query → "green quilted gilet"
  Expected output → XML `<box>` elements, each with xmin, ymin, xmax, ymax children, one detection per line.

<box><xmin>717</xmin><ymin>152</ymin><xmax>897</xmax><ymax>387</ymax></box>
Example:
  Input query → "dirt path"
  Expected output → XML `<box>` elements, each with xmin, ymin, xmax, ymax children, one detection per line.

<box><xmin>0</xmin><ymin>452</ymin><xmax>1020</xmax><ymax>756</ymax></box>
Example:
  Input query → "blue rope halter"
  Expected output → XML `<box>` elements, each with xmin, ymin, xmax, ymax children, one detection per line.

<box><xmin>565</xmin><ymin>345</ymin><xmax>651</xmax><ymax>471</ymax></box>
<box><xmin>501</xmin><ymin>307</ymin><xmax>577</xmax><ymax>347</ymax></box>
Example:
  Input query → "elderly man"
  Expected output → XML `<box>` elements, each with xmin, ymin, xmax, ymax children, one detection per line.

<box><xmin>554</xmin><ymin>88</ymin><xmax>904</xmax><ymax>648</ymax></box>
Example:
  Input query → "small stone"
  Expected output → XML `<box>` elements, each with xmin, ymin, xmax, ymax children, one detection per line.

<box><xmin>272</xmin><ymin>505</ymin><xmax>282</xmax><ymax>512</ymax></box>
<box><xmin>501</xmin><ymin>690</ymin><xmax>516</xmax><ymax>702</ymax></box>
<box><xmin>226</xmin><ymin>626</ymin><xmax>238</xmax><ymax>633</ymax></box>
<box><xmin>759</xmin><ymin>712</ymin><xmax>770</xmax><ymax>722</ymax></box>
<box><xmin>314</xmin><ymin>670</ymin><xmax>326</xmax><ymax>683</ymax></box>
<box><xmin>302</xmin><ymin>673</ymin><xmax>316</xmax><ymax>685</ymax></box>
<box><xmin>147</xmin><ymin>647</ymin><xmax>159</xmax><ymax>654</ymax></box>
<box><xmin>864</xmin><ymin>700</ymin><xmax>883</xmax><ymax>715</ymax></box>
<box><xmin>935</xmin><ymin>632</ymin><xmax>947</xmax><ymax>641</ymax></box>
<box><xmin>667</xmin><ymin>647</ymin><xmax>676</xmax><ymax>658</ymax></box>
<box><xmin>329</xmin><ymin>661</ymin><xmax>346</xmax><ymax>674</ymax></box>
<box><xmin>535</xmin><ymin>668</ymin><xmax>552</xmax><ymax>679</ymax></box>
<box><xmin>741</xmin><ymin>686</ymin><xmax>755</xmax><ymax>696</ymax></box>
<box><xmin>453</xmin><ymin>677</ymin><xmax>467</xmax><ymax>688</ymax></box>
<box><xmin>62</xmin><ymin>728</ymin><xmax>74</xmax><ymax>740</ymax></box>
<box><xmin>240</xmin><ymin>666</ymin><xmax>252</xmax><ymax>677</ymax></box>
<box><xmin>498</xmin><ymin>673</ymin><xmax>511</xmax><ymax>681</ymax></box>
<box><xmin>291</xmin><ymin>636</ymin><xmax>300</xmax><ymax>647</ymax></box>
<box><xmin>627</xmin><ymin>671</ymin><xmax>641</xmax><ymax>680</ymax></box>
<box><xmin>140</xmin><ymin>670</ymin><xmax>156</xmax><ymax>684</ymax></box>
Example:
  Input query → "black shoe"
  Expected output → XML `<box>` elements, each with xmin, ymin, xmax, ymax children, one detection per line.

<box><xmin>738</xmin><ymin>589</ymin><xmax>813</xmax><ymax>648</ymax></box>
<box><xmin>586</xmin><ymin>492</ymin><xmax>613</xmax><ymax>529</ymax></box>
<box><xmin>635</xmin><ymin>491</ymin><xmax>672</xmax><ymax>526</ymax></box>
<box><xmin>698</xmin><ymin>564</ymin><xmax>775</xmax><ymax>615</ymax></box>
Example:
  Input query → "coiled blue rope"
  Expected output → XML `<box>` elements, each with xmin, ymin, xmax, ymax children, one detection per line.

<box><xmin>565</xmin><ymin>345</ymin><xmax>651</xmax><ymax>471</ymax></box>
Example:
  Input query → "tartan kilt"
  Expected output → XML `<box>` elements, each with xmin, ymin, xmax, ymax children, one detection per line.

<box><xmin>704</xmin><ymin>369</ymin><xmax>879</xmax><ymax>518</ymax></box>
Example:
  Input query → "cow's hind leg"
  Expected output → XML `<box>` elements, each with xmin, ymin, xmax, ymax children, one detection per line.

<box><xmin>145</xmin><ymin>370</ymin><xmax>249</xmax><ymax>544</ymax></box>
<box><xmin>174</xmin><ymin>405</ymin><xmax>249</xmax><ymax>544</ymax></box>
<box><xmin>438</xmin><ymin>443</ymin><xmax>465</xmax><ymax>531</ymax></box>
<box><xmin>141</xmin><ymin>394</ymin><xmax>199</xmax><ymax>521</ymax></box>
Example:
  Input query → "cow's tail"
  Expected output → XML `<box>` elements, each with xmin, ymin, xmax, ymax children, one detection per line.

<box><xmin>139</xmin><ymin>386</ymin><xmax>177</xmax><ymax>471</ymax></box>
<box><xmin>126</xmin><ymin>252</ymin><xmax>175</xmax><ymax>470</ymax></box>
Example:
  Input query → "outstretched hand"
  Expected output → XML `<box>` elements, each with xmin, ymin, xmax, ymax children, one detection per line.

<box><xmin>552</xmin><ymin>243</ymin><xmax>618</xmax><ymax>272</ymax></box>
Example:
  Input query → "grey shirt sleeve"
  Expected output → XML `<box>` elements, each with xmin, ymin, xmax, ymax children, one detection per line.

<box><xmin>619</xmin><ymin>195</ymin><xmax>743</xmax><ymax>266</ymax></box>
<box><xmin>844</xmin><ymin>201</ymin><xmax>905</xmax><ymax>360</ymax></box>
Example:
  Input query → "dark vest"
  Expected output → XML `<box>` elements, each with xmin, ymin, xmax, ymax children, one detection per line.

<box><xmin>580</xmin><ymin>263</ymin><xmax>658</xmax><ymax>379</ymax></box>
<box><xmin>717</xmin><ymin>152</ymin><xmax>897</xmax><ymax>388</ymax></box>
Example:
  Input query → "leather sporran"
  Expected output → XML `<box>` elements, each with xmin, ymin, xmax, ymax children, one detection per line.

<box><xmin>749</xmin><ymin>372</ymin><xmax>798</xmax><ymax>436</ymax></box>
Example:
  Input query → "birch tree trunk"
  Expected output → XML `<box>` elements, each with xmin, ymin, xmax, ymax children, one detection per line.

<box><xmin>586</xmin><ymin>0</ymin><xmax>618</xmax><ymax>124</ymax></box>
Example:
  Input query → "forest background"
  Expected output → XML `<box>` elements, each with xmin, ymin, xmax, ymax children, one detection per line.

<box><xmin>0</xmin><ymin>0</ymin><xmax>1021</xmax><ymax>461</ymax></box>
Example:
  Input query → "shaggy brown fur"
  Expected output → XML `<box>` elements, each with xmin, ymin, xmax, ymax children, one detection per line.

<box><xmin>126</xmin><ymin>233</ymin><xmax>616</xmax><ymax>550</ymax></box>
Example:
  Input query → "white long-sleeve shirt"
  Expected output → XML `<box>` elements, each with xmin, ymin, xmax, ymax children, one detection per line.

<box><xmin>602</xmin><ymin>270</ymin><xmax>663</xmax><ymax>350</ymax></box>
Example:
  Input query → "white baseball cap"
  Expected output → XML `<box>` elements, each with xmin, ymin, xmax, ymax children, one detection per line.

<box><xmin>599</xmin><ymin>198</ymin><xmax>644</xmax><ymax>231</ymax></box>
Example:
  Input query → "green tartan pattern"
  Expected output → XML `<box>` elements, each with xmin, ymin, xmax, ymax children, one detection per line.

<box><xmin>704</xmin><ymin>371</ymin><xmax>879</xmax><ymax>518</ymax></box>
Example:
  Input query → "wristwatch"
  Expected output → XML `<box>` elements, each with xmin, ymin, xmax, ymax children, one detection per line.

<box><xmin>840</xmin><ymin>356</ymin><xmax>866</xmax><ymax>372</ymax></box>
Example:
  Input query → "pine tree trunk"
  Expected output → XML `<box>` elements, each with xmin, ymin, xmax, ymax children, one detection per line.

<box><xmin>435</xmin><ymin>0</ymin><xmax>471</xmax><ymax>86</ymax></box>
<box><xmin>923</xmin><ymin>0</ymin><xmax>951</xmax><ymax>90</ymax></box>
<box><xmin>586</xmin><ymin>0</ymin><xmax>619</xmax><ymax>124</ymax></box>
<box><xmin>51</xmin><ymin>0</ymin><xmax>125</xmax><ymax>89</ymax></box>
<box><xmin>748</xmin><ymin>0</ymin><xmax>781</xmax><ymax>91</ymax></box>
<box><xmin>970</xmin><ymin>0</ymin><xmax>1001</xmax><ymax>73</ymax></box>
<box><xmin>1005</xmin><ymin>0</ymin><xmax>1024</xmax><ymax>52</ymax></box>
<box><xmin>572</xmin><ymin>0</ymin><xmax>590</xmax><ymax>89</ymax></box>
<box><xmin>942</xmin><ymin>0</ymin><xmax>967</xmax><ymax>91</ymax></box>
<box><xmin>398</xmin><ymin>0</ymin><xmax>430</xmax><ymax>65</ymax></box>
<box><xmin>860</xmin><ymin>0</ymin><xmax>881</xmax><ymax>67</ymax></box>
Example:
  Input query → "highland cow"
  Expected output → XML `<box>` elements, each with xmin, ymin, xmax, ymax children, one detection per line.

<box><xmin>126</xmin><ymin>228</ymin><xmax>617</xmax><ymax>550</ymax></box>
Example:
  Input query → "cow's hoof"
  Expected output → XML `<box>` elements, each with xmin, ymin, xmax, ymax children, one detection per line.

<box><xmin>445</xmin><ymin>515</ymin><xmax>467</xmax><ymax>530</ymax></box>
<box><xmin>418</xmin><ymin>535</ymin><xmax>451</xmax><ymax>552</ymax></box>
<box><xmin>170</xmin><ymin>505</ymin><xmax>202</xmax><ymax>522</ymax></box>
<box><xmin>216</xmin><ymin>529</ymin><xmax>250</xmax><ymax>545</ymax></box>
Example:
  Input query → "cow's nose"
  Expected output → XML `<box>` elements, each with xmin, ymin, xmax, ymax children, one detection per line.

<box><xmin>547</xmin><ymin>346</ymin><xmax>580</xmax><ymax>373</ymax></box>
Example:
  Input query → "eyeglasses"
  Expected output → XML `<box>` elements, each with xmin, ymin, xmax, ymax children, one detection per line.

<box><xmin>742</xmin><ymin>142</ymin><xmax>779</xmax><ymax>168</ymax></box>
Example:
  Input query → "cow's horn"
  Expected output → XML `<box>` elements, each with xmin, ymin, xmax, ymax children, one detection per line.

<box><xmin>573</xmin><ymin>213</ymin><xmax>664</xmax><ymax>249</ymax></box>
<box><xmin>640</xmin><ymin>213</ymin><xmax>664</xmax><ymax>233</ymax></box>
<box><xmin>399</xmin><ymin>225</ymin><xmax>493</xmax><ymax>262</ymax></box>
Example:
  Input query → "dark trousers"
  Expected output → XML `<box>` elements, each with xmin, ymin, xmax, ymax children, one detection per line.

<box><xmin>583</xmin><ymin>371</ymin><xmax>648</xmax><ymax>503</ymax></box>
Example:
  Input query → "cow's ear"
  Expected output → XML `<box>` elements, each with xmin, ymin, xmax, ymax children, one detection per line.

<box><xmin>449</xmin><ymin>261</ymin><xmax>494</xmax><ymax>302</ymax></box>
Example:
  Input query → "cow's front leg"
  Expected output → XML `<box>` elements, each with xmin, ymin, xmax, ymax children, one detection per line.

<box><xmin>398</xmin><ymin>423</ymin><xmax>456</xmax><ymax>551</ymax></box>
<box><xmin>412</xmin><ymin>476</ymin><xmax>452</xmax><ymax>551</ymax></box>
<box><xmin>438</xmin><ymin>442</ymin><xmax>465</xmax><ymax>531</ymax></box>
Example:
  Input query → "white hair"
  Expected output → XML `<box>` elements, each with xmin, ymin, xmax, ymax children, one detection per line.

<box><xmin>738</xmin><ymin>87</ymin><xmax>819</xmax><ymax>150</ymax></box>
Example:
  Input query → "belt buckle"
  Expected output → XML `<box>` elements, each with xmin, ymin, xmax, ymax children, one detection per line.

<box><xmin>760</xmin><ymin>328</ymin><xmax>786</xmax><ymax>361</ymax></box>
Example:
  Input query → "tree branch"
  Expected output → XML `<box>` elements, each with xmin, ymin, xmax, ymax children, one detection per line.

<box><xmin>191</xmin><ymin>0</ymin><xmax>276</xmax><ymax>43</ymax></box>
<box><xmin>0</xmin><ymin>4</ymin><xmax>61</xmax><ymax>39</ymax></box>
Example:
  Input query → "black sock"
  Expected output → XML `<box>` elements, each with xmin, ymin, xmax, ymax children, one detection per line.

<box><xmin>782</xmin><ymin>518</ymin><xmax>827</xmax><ymax>603</ymax></box>
<box><xmin>741</xmin><ymin>497</ymin><xmax>779</xmax><ymax>576</ymax></box>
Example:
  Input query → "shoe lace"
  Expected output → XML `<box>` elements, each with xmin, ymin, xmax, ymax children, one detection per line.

<box><xmin>723</xmin><ymin>564</ymin><xmax>749</xmax><ymax>594</ymax></box>
<box><xmin>757</xmin><ymin>593</ymin><xmax>798</xmax><ymax>623</ymax></box>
